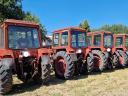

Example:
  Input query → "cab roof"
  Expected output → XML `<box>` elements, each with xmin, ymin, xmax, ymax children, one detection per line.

<box><xmin>1</xmin><ymin>19</ymin><xmax>39</xmax><ymax>27</ymax></box>
<box><xmin>87</xmin><ymin>31</ymin><xmax>112</xmax><ymax>35</ymax></box>
<box><xmin>53</xmin><ymin>27</ymin><xmax>86</xmax><ymax>33</ymax></box>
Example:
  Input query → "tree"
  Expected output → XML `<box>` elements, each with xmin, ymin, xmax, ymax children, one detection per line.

<box><xmin>0</xmin><ymin>0</ymin><xmax>47</xmax><ymax>40</ymax></box>
<box><xmin>79</xmin><ymin>20</ymin><xmax>91</xmax><ymax>32</ymax></box>
<box><xmin>23</xmin><ymin>12</ymin><xmax>47</xmax><ymax>40</ymax></box>
<box><xmin>0</xmin><ymin>0</ymin><xmax>24</xmax><ymax>22</ymax></box>
<box><xmin>92</xmin><ymin>24</ymin><xmax>128</xmax><ymax>34</ymax></box>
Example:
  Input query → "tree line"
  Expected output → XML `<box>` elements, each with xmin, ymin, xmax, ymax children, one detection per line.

<box><xmin>79</xmin><ymin>20</ymin><xmax>128</xmax><ymax>34</ymax></box>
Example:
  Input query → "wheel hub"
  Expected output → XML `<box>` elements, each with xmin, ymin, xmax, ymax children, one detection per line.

<box><xmin>55</xmin><ymin>57</ymin><xmax>66</xmax><ymax>76</ymax></box>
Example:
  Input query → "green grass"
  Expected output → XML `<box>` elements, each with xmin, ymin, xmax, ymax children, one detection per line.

<box><xmin>9</xmin><ymin>68</ymin><xmax>128</xmax><ymax>96</ymax></box>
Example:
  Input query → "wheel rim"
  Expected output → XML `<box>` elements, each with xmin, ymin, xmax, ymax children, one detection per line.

<box><xmin>55</xmin><ymin>57</ymin><xmax>66</xmax><ymax>76</ymax></box>
<box><xmin>94</xmin><ymin>55</ymin><xmax>101</xmax><ymax>68</ymax></box>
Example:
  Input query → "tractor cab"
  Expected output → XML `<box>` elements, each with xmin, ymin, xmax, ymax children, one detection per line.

<box><xmin>0</xmin><ymin>19</ymin><xmax>51</xmax><ymax>94</ymax></box>
<box><xmin>52</xmin><ymin>27</ymin><xmax>87</xmax><ymax>79</ymax></box>
<box><xmin>114</xmin><ymin>34</ymin><xmax>128</xmax><ymax>51</ymax></box>
<box><xmin>87</xmin><ymin>31</ymin><xmax>113</xmax><ymax>52</ymax></box>
<box><xmin>0</xmin><ymin>19</ymin><xmax>41</xmax><ymax>52</ymax></box>
<box><xmin>86</xmin><ymin>31</ymin><xmax>113</xmax><ymax>72</ymax></box>
<box><xmin>52</xmin><ymin>27</ymin><xmax>86</xmax><ymax>54</ymax></box>
<box><xmin>112</xmin><ymin>34</ymin><xmax>128</xmax><ymax>67</ymax></box>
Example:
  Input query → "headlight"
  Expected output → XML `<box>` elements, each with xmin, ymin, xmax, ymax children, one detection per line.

<box><xmin>76</xmin><ymin>49</ymin><xmax>82</xmax><ymax>53</ymax></box>
<box><xmin>22</xmin><ymin>51</ymin><xmax>30</xmax><ymax>57</ymax></box>
<box><xmin>107</xmin><ymin>48</ymin><xmax>111</xmax><ymax>52</ymax></box>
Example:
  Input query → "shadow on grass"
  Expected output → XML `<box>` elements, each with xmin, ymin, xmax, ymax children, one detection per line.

<box><xmin>49</xmin><ymin>73</ymin><xmax>88</xmax><ymax>85</ymax></box>
<box><xmin>8</xmin><ymin>74</ymin><xmax>66</xmax><ymax>95</ymax></box>
<box><xmin>88</xmin><ymin>68</ymin><xmax>115</xmax><ymax>75</ymax></box>
<box><xmin>8</xmin><ymin>73</ymin><xmax>89</xmax><ymax>95</ymax></box>
<box><xmin>103</xmin><ymin>68</ymin><xmax>115</xmax><ymax>73</ymax></box>
<box><xmin>9</xmin><ymin>80</ymin><xmax>42</xmax><ymax>95</ymax></box>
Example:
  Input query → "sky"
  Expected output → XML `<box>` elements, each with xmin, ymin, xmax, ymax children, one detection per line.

<box><xmin>23</xmin><ymin>0</ymin><xmax>128</xmax><ymax>35</ymax></box>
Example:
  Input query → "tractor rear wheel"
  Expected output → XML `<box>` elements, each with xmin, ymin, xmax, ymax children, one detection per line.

<box><xmin>54</xmin><ymin>51</ymin><xmax>75</xmax><ymax>79</ymax></box>
<box><xmin>87</xmin><ymin>52</ymin><xmax>94</xmax><ymax>72</ymax></box>
<box><xmin>92</xmin><ymin>50</ymin><xmax>107</xmax><ymax>71</ymax></box>
<box><xmin>0</xmin><ymin>58</ymin><xmax>13</xmax><ymax>94</ymax></box>
<box><xmin>114</xmin><ymin>50</ymin><xmax>128</xmax><ymax>67</ymax></box>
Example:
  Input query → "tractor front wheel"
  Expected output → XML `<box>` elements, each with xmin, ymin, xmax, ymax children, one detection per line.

<box><xmin>104</xmin><ymin>52</ymin><xmax>113</xmax><ymax>70</ymax></box>
<box><xmin>112</xmin><ymin>53</ymin><xmax>119</xmax><ymax>67</ymax></box>
<box><xmin>54</xmin><ymin>51</ymin><xmax>75</xmax><ymax>79</ymax></box>
<box><xmin>0</xmin><ymin>58</ymin><xmax>13</xmax><ymax>94</ymax></box>
<box><xmin>40</xmin><ymin>56</ymin><xmax>51</xmax><ymax>83</ymax></box>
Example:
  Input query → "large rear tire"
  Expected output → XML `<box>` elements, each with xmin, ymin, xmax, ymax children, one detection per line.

<box><xmin>54</xmin><ymin>51</ymin><xmax>75</xmax><ymax>79</ymax></box>
<box><xmin>0</xmin><ymin>58</ymin><xmax>13</xmax><ymax>94</ymax></box>
<box><xmin>87</xmin><ymin>52</ymin><xmax>94</xmax><ymax>72</ymax></box>
<box><xmin>92</xmin><ymin>50</ymin><xmax>107</xmax><ymax>71</ymax></box>
<box><xmin>114</xmin><ymin>50</ymin><xmax>128</xmax><ymax>67</ymax></box>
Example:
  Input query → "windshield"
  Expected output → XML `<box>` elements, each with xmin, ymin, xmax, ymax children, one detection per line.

<box><xmin>104</xmin><ymin>34</ymin><xmax>113</xmax><ymax>47</ymax></box>
<box><xmin>115</xmin><ymin>37</ymin><xmax>123</xmax><ymax>47</ymax></box>
<box><xmin>87</xmin><ymin>36</ymin><xmax>92</xmax><ymax>46</ymax></box>
<box><xmin>71</xmin><ymin>31</ymin><xmax>86</xmax><ymax>48</ymax></box>
<box><xmin>94</xmin><ymin>35</ymin><xmax>101</xmax><ymax>46</ymax></box>
<box><xmin>126</xmin><ymin>36</ymin><xmax>128</xmax><ymax>47</ymax></box>
<box><xmin>8</xmin><ymin>25</ymin><xmax>40</xmax><ymax>49</ymax></box>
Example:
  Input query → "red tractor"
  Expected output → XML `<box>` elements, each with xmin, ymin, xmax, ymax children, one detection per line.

<box><xmin>112</xmin><ymin>34</ymin><xmax>128</xmax><ymax>67</ymax></box>
<box><xmin>0</xmin><ymin>19</ymin><xmax>51</xmax><ymax>94</ymax></box>
<box><xmin>52</xmin><ymin>27</ymin><xmax>87</xmax><ymax>79</ymax></box>
<box><xmin>86</xmin><ymin>31</ymin><xmax>113</xmax><ymax>72</ymax></box>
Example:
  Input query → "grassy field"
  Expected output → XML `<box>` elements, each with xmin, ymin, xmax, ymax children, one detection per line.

<box><xmin>8</xmin><ymin>68</ymin><xmax>128</xmax><ymax>96</ymax></box>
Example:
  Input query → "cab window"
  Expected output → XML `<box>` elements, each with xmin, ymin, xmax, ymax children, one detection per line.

<box><xmin>53</xmin><ymin>33</ymin><xmax>59</xmax><ymax>46</ymax></box>
<box><xmin>116</xmin><ymin>37</ymin><xmax>123</xmax><ymax>46</ymax></box>
<box><xmin>104</xmin><ymin>34</ymin><xmax>113</xmax><ymax>47</ymax></box>
<box><xmin>61</xmin><ymin>32</ymin><xmax>68</xmax><ymax>46</ymax></box>
<box><xmin>94</xmin><ymin>35</ymin><xmax>101</xmax><ymax>46</ymax></box>
<box><xmin>87</xmin><ymin>36</ymin><xmax>92</xmax><ymax>46</ymax></box>
<box><xmin>126</xmin><ymin>37</ymin><xmax>128</xmax><ymax>46</ymax></box>
<box><xmin>0</xmin><ymin>28</ymin><xmax>4</xmax><ymax>48</ymax></box>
